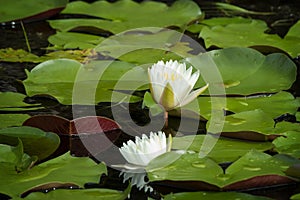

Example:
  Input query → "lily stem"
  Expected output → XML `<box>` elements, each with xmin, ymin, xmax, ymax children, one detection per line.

<box><xmin>164</xmin><ymin>111</ymin><xmax>169</xmax><ymax>128</ymax></box>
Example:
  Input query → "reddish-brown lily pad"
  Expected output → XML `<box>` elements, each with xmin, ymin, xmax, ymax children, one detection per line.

<box><xmin>23</xmin><ymin>115</ymin><xmax>121</xmax><ymax>157</ymax></box>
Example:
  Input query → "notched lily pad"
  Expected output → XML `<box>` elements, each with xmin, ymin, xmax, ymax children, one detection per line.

<box><xmin>172</xmin><ymin>135</ymin><xmax>273</xmax><ymax>163</ymax></box>
<box><xmin>199</xmin><ymin>18</ymin><xmax>300</xmax><ymax>57</ymax></box>
<box><xmin>147</xmin><ymin>150</ymin><xmax>298</xmax><ymax>191</ymax></box>
<box><xmin>189</xmin><ymin>47</ymin><xmax>297</xmax><ymax>95</ymax></box>
<box><xmin>23</xmin><ymin>59</ymin><xmax>142</xmax><ymax>104</ymax></box>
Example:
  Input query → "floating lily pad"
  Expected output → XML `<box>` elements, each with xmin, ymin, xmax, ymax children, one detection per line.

<box><xmin>0</xmin><ymin>114</ymin><xmax>30</xmax><ymax>129</ymax></box>
<box><xmin>94</xmin><ymin>28</ymin><xmax>193</xmax><ymax>64</ymax></box>
<box><xmin>0</xmin><ymin>152</ymin><xmax>107</xmax><ymax>198</ymax></box>
<box><xmin>17</xmin><ymin>187</ymin><xmax>130</xmax><ymax>200</ymax></box>
<box><xmin>0</xmin><ymin>92</ymin><xmax>42</xmax><ymax>111</ymax></box>
<box><xmin>0</xmin><ymin>126</ymin><xmax>60</xmax><ymax>160</ymax></box>
<box><xmin>208</xmin><ymin>110</ymin><xmax>274</xmax><ymax>140</ymax></box>
<box><xmin>49</xmin><ymin>0</ymin><xmax>202</xmax><ymax>35</ymax></box>
<box><xmin>23</xmin><ymin>59</ymin><xmax>142</xmax><ymax>104</ymax></box>
<box><xmin>147</xmin><ymin>150</ymin><xmax>297</xmax><ymax>190</ymax></box>
<box><xmin>188</xmin><ymin>47</ymin><xmax>297</xmax><ymax>95</ymax></box>
<box><xmin>48</xmin><ymin>32</ymin><xmax>105</xmax><ymax>49</ymax></box>
<box><xmin>273</xmin><ymin>131</ymin><xmax>300</xmax><ymax>158</ymax></box>
<box><xmin>23</xmin><ymin>115</ymin><xmax>121</xmax><ymax>157</ymax></box>
<box><xmin>164</xmin><ymin>191</ymin><xmax>271</xmax><ymax>200</ymax></box>
<box><xmin>172</xmin><ymin>135</ymin><xmax>273</xmax><ymax>163</ymax></box>
<box><xmin>0</xmin><ymin>0</ymin><xmax>67</xmax><ymax>23</ymax></box>
<box><xmin>181</xmin><ymin>91</ymin><xmax>300</xmax><ymax>120</ymax></box>
<box><xmin>291</xmin><ymin>193</ymin><xmax>300</xmax><ymax>200</ymax></box>
<box><xmin>188</xmin><ymin>16</ymin><xmax>253</xmax><ymax>33</ymax></box>
<box><xmin>199</xmin><ymin>18</ymin><xmax>300</xmax><ymax>57</ymax></box>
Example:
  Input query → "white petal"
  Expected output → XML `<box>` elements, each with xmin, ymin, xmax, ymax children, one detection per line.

<box><xmin>180</xmin><ymin>84</ymin><xmax>209</xmax><ymax>107</ymax></box>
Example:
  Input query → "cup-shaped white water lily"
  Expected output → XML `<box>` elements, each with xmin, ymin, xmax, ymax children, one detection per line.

<box><xmin>148</xmin><ymin>60</ymin><xmax>208</xmax><ymax>111</ymax></box>
<box><xmin>119</xmin><ymin>131</ymin><xmax>169</xmax><ymax>166</ymax></box>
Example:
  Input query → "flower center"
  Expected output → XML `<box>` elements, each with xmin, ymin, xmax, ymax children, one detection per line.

<box><xmin>163</xmin><ymin>72</ymin><xmax>181</xmax><ymax>81</ymax></box>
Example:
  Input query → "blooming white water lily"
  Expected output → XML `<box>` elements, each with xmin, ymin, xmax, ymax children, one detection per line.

<box><xmin>148</xmin><ymin>60</ymin><xmax>209</xmax><ymax>111</ymax></box>
<box><xmin>119</xmin><ymin>131</ymin><xmax>169</xmax><ymax>166</ymax></box>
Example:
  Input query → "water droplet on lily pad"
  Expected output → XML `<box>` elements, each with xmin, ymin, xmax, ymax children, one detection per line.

<box><xmin>192</xmin><ymin>161</ymin><xmax>206</xmax><ymax>168</ymax></box>
<box><xmin>217</xmin><ymin>174</ymin><xmax>230</xmax><ymax>181</ymax></box>
<box><xmin>243</xmin><ymin>166</ymin><xmax>261</xmax><ymax>171</ymax></box>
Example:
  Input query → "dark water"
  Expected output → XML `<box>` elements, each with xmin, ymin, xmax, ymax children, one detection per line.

<box><xmin>0</xmin><ymin>0</ymin><xmax>300</xmax><ymax>199</ymax></box>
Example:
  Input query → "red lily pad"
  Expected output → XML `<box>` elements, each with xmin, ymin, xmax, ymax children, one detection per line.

<box><xmin>23</xmin><ymin>115</ymin><xmax>121</xmax><ymax>158</ymax></box>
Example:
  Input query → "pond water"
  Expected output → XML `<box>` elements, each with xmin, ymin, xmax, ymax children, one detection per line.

<box><xmin>0</xmin><ymin>0</ymin><xmax>300</xmax><ymax>200</ymax></box>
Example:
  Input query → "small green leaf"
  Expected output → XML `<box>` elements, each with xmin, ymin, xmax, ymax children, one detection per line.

<box><xmin>273</xmin><ymin>131</ymin><xmax>300</xmax><ymax>158</ymax></box>
<box><xmin>0</xmin><ymin>126</ymin><xmax>60</xmax><ymax>160</ymax></box>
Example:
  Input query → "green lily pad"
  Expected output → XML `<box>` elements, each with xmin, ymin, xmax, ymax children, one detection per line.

<box><xmin>23</xmin><ymin>59</ymin><xmax>142</xmax><ymax>105</ymax></box>
<box><xmin>199</xmin><ymin>18</ymin><xmax>300</xmax><ymax>57</ymax></box>
<box><xmin>49</xmin><ymin>0</ymin><xmax>202</xmax><ymax>35</ymax></box>
<box><xmin>209</xmin><ymin>110</ymin><xmax>275</xmax><ymax>140</ymax></box>
<box><xmin>188</xmin><ymin>16</ymin><xmax>253</xmax><ymax>33</ymax></box>
<box><xmin>147</xmin><ymin>150</ymin><xmax>298</xmax><ymax>189</ymax></box>
<box><xmin>0</xmin><ymin>126</ymin><xmax>60</xmax><ymax>160</ymax></box>
<box><xmin>0</xmin><ymin>0</ymin><xmax>67</xmax><ymax>23</ymax></box>
<box><xmin>0</xmin><ymin>152</ymin><xmax>107</xmax><ymax>198</ymax></box>
<box><xmin>273</xmin><ymin>131</ymin><xmax>300</xmax><ymax>158</ymax></box>
<box><xmin>48</xmin><ymin>32</ymin><xmax>105</xmax><ymax>49</ymax></box>
<box><xmin>172</xmin><ymin>135</ymin><xmax>273</xmax><ymax>163</ymax></box>
<box><xmin>18</xmin><ymin>186</ymin><xmax>130</xmax><ymax>200</ymax></box>
<box><xmin>0</xmin><ymin>92</ymin><xmax>42</xmax><ymax>111</ymax></box>
<box><xmin>188</xmin><ymin>47</ymin><xmax>297</xmax><ymax>95</ymax></box>
<box><xmin>182</xmin><ymin>91</ymin><xmax>300</xmax><ymax>120</ymax></box>
<box><xmin>94</xmin><ymin>28</ymin><xmax>193</xmax><ymax>64</ymax></box>
<box><xmin>296</xmin><ymin>112</ymin><xmax>300</xmax><ymax>121</ymax></box>
<box><xmin>291</xmin><ymin>193</ymin><xmax>300</xmax><ymax>200</ymax></box>
<box><xmin>0</xmin><ymin>114</ymin><xmax>30</xmax><ymax>129</ymax></box>
<box><xmin>164</xmin><ymin>191</ymin><xmax>271</xmax><ymax>200</ymax></box>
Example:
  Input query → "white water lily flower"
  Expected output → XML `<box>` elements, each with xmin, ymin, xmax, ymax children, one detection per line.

<box><xmin>148</xmin><ymin>60</ymin><xmax>208</xmax><ymax>111</ymax></box>
<box><xmin>119</xmin><ymin>131</ymin><xmax>168</xmax><ymax>166</ymax></box>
